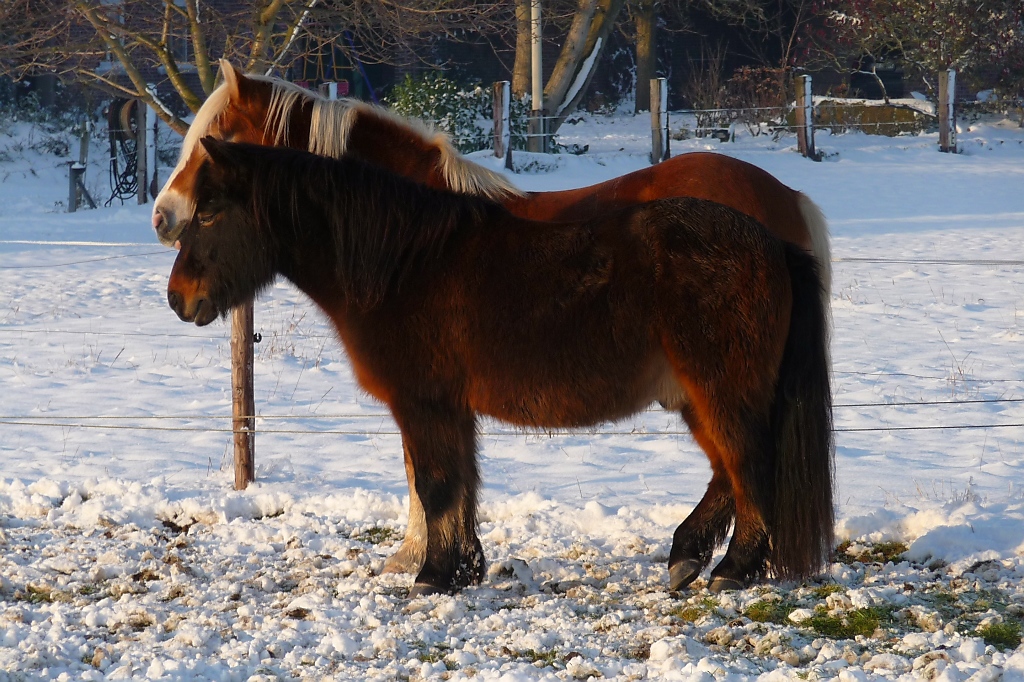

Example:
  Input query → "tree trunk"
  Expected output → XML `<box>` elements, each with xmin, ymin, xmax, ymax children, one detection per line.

<box><xmin>512</xmin><ymin>0</ymin><xmax>531</xmax><ymax>98</ymax></box>
<box><xmin>543</xmin><ymin>0</ymin><xmax>627</xmax><ymax>134</ymax></box>
<box><xmin>634</xmin><ymin>0</ymin><xmax>656</xmax><ymax>113</ymax></box>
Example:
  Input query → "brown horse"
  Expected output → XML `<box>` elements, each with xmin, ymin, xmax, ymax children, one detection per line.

<box><xmin>153</xmin><ymin>61</ymin><xmax>830</xmax><ymax>280</ymax></box>
<box><xmin>167</xmin><ymin>138</ymin><xmax>834</xmax><ymax>596</ymax></box>
<box><xmin>153</xmin><ymin>60</ymin><xmax>833</xmax><ymax>576</ymax></box>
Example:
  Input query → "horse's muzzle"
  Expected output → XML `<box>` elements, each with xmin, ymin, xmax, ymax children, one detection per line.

<box><xmin>152</xmin><ymin>206</ymin><xmax>185</xmax><ymax>247</ymax></box>
<box><xmin>167</xmin><ymin>290</ymin><xmax>218</xmax><ymax>326</ymax></box>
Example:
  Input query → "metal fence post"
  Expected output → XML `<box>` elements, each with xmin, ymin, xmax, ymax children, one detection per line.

<box><xmin>939</xmin><ymin>69</ymin><xmax>957</xmax><ymax>153</ymax></box>
<box><xmin>528</xmin><ymin>0</ymin><xmax>548</xmax><ymax>153</ymax></box>
<box><xmin>650</xmin><ymin>77</ymin><xmax>668</xmax><ymax>164</ymax></box>
<box><xmin>493</xmin><ymin>80</ymin><xmax>512</xmax><ymax>169</ymax></box>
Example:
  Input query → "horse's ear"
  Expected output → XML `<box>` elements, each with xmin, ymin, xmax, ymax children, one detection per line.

<box><xmin>200</xmin><ymin>136</ymin><xmax>236</xmax><ymax>167</ymax></box>
<box><xmin>200</xmin><ymin>136</ymin><xmax>253</xmax><ymax>189</ymax></box>
<box><xmin>219</xmin><ymin>59</ymin><xmax>243</xmax><ymax>96</ymax></box>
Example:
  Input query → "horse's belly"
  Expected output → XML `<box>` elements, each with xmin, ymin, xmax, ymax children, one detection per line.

<box><xmin>469</xmin><ymin>350</ymin><xmax>685</xmax><ymax>428</ymax></box>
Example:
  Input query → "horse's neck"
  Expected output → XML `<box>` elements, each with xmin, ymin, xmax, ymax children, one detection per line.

<box><xmin>341</xmin><ymin>110</ymin><xmax>445</xmax><ymax>189</ymax></box>
<box><xmin>268</xmin><ymin>157</ymin><xmax>487</xmax><ymax>308</ymax></box>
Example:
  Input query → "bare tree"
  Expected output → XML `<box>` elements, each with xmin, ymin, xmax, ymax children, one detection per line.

<box><xmin>690</xmin><ymin>0</ymin><xmax>818</xmax><ymax>70</ymax></box>
<box><xmin>817</xmin><ymin>0</ymin><xmax>1024</xmax><ymax>97</ymax></box>
<box><xmin>1</xmin><ymin>1</ymin><xmax>506</xmax><ymax>135</ymax></box>
<box><xmin>508</xmin><ymin>0</ymin><xmax>627</xmax><ymax>133</ymax></box>
<box><xmin>632</xmin><ymin>0</ymin><xmax>658</xmax><ymax>112</ymax></box>
<box><xmin>512</xmin><ymin>0</ymin><xmax>532</xmax><ymax>97</ymax></box>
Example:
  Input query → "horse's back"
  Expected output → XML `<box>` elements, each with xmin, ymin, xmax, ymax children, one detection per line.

<box><xmin>507</xmin><ymin>153</ymin><xmax>812</xmax><ymax>252</ymax></box>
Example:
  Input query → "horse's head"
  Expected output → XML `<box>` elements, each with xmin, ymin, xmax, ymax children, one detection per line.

<box><xmin>153</xmin><ymin>60</ymin><xmax>279</xmax><ymax>247</ymax></box>
<box><xmin>167</xmin><ymin>137</ymin><xmax>274</xmax><ymax>326</ymax></box>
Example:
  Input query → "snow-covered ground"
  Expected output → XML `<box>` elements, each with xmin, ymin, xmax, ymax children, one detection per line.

<box><xmin>1</xmin><ymin>108</ymin><xmax>1024</xmax><ymax>681</ymax></box>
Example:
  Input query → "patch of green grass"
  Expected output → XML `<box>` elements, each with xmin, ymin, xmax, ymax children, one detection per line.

<box><xmin>668</xmin><ymin>596</ymin><xmax>718</xmax><ymax>622</ymax></box>
<box><xmin>415</xmin><ymin>641</ymin><xmax>456</xmax><ymax>669</ymax></box>
<box><xmin>806</xmin><ymin>606</ymin><xmax>895</xmax><ymax>639</ymax></box>
<box><xmin>353</xmin><ymin>526</ymin><xmax>397</xmax><ymax>545</ymax></box>
<box><xmin>812</xmin><ymin>583</ymin><xmax>845</xmax><ymax>599</ymax></box>
<box><xmin>747</xmin><ymin>599</ymin><xmax>797</xmax><ymax>624</ymax></box>
<box><xmin>836</xmin><ymin>541</ymin><xmax>908</xmax><ymax>565</ymax></box>
<box><xmin>518</xmin><ymin>648</ymin><xmax>561</xmax><ymax>667</ymax></box>
<box><xmin>17</xmin><ymin>584</ymin><xmax>71</xmax><ymax>604</ymax></box>
<box><xmin>976</xmin><ymin>621</ymin><xmax>1022</xmax><ymax>651</ymax></box>
<box><xmin>964</xmin><ymin>589</ymin><xmax>1009</xmax><ymax>614</ymax></box>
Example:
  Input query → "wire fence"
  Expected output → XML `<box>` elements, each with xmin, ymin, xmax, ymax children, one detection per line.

<box><xmin>445</xmin><ymin>93</ymin><xmax>1024</xmax><ymax>152</ymax></box>
<box><xmin>3</xmin><ymin>217</ymin><xmax>1024</xmax><ymax>444</ymax></box>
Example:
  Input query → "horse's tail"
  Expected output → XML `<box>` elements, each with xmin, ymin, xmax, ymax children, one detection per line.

<box><xmin>797</xmin><ymin>192</ymin><xmax>832</xmax><ymax>339</ymax></box>
<box><xmin>768</xmin><ymin>245</ymin><xmax>835</xmax><ymax>580</ymax></box>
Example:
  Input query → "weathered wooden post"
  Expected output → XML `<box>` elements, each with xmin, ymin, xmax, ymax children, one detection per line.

<box><xmin>493</xmin><ymin>80</ymin><xmax>513</xmax><ymax>169</ymax></box>
<box><xmin>135</xmin><ymin>100</ymin><xmax>147</xmax><ymax>204</ymax></box>
<box><xmin>68</xmin><ymin>119</ymin><xmax>96</xmax><ymax>213</ymax></box>
<box><xmin>650</xmin><ymin>77</ymin><xmax>668</xmax><ymax>164</ymax></box>
<box><xmin>794</xmin><ymin>74</ymin><xmax>818</xmax><ymax>161</ymax></box>
<box><xmin>939</xmin><ymin>69</ymin><xmax>957</xmax><ymax>153</ymax></box>
<box><xmin>149</xmin><ymin>110</ymin><xmax>160</xmax><ymax>199</ymax></box>
<box><xmin>232</xmin><ymin>303</ymin><xmax>255</xmax><ymax>489</ymax></box>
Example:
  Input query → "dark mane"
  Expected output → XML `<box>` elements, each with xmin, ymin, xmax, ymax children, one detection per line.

<box><xmin>211</xmin><ymin>142</ymin><xmax>498</xmax><ymax>308</ymax></box>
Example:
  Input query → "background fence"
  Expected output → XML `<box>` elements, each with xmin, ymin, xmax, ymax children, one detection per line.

<box><xmin>3</xmin><ymin>241</ymin><xmax>1024</xmax><ymax>490</ymax></box>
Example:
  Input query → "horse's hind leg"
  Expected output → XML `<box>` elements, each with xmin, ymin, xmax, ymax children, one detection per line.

<box><xmin>392</xmin><ymin>403</ymin><xmax>485</xmax><ymax>596</ymax></box>
<box><xmin>706</xmin><ymin>416</ymin><xmax>774</xmax><ymax>592</ymax></box>
<box><xmin>668</xmin><ymin>405</ymin><xmax>735</xmax><ymax>590</ymax></box>
<box><xmin>381</xmin><ymin>449</ymin><xmax>427</xmax><ymax>575</ymax></box>
<box><xmin>669</xmin><ymin>379</ymin><xmax>775</xmax><ymax>592</ymax></box>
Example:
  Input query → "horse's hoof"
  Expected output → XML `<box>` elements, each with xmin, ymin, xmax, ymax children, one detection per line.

<box><xmin>408</xmin><ymin>583</ymin><xmax>448</xmax><ymax>599</ymax></box>
<box><xmin>668</xmin><ymin>559</ymin><xmax>703</xmax><ymax>591</ymax></box>
<box><xmin>708</xmin><ymin>576</ymin><xmax>744</xmax><ymax>593</ymax></box>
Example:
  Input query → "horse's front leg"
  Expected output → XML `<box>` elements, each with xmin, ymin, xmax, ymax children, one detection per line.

<box><xmin>380</xmin><ymin>448</ymin><xmax>427</xmax><ymax>575</ymax></box>
<box><xmin>392</xmin><ymin>403</ymin><xmax>485</xmax><ymax>596</ymax></box>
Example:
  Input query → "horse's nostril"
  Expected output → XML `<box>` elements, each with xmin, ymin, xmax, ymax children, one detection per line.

<box><xmin>152</xmin><ymin>210</ymin><xmax>164</xmax><ymax>230</ymax></box>
<box><xmin>168</xmin><ymin>290</ymin><xmax>182</xmax><ymax>314</ymax></box>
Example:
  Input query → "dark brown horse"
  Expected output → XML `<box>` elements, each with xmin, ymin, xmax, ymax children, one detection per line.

<box><xmin>167</xmin><ymin>138</ymin><xmax>834</xmax><ymax>596</ymax></box>
<box><xmin>152</xmin><ymin>60</ymin><xmax>833</xmax><ymax>576</ymax></box>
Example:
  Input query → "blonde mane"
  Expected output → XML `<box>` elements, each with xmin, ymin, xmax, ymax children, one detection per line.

<box><xmin>166</xmin><ymin>83</ymin><xmax>231</xmax><ymax>190</ymax></box>
<box><xmin>257</xmin><ymin>76</ymin><xmax>525</xmax><ymax>201</ymax></box>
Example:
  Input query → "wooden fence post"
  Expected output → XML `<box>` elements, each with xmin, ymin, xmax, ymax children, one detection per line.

<box><xmin>650</xmin><ymin>77</ymin><xmax>668</xmax><ymax>164</ymax></box>
<box><xmin>135</xmin><ymin>100</ymin><xmax>147</xmax><ymax>204</ymax></box>
<box><xmin>232</xmin><ymin>303</ymin><xmax>255</xmax><ymax>490</ymax></box>
<box><xmin>939</xmin><ymin>69</ymin><xmax>957</xmax><ymax>153</ymax></box>
<box><xmin>794</xmin><ymin>74</ymin><xmax>818</xmax><ymax>161</ymax></box>
<box><xmin>493</xmin><ymin>80</ymin><xmax>513</xmax><ymax>169</ymax></box>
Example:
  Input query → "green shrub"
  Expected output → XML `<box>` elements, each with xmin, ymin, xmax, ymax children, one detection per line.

<box><xmin>386</xmin><ymin>72</ymin><xmax>529</xmax><ymax>153</ymax></box>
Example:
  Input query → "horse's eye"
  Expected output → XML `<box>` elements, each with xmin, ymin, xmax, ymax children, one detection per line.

<box><xmin>198</xmin><ymin>213</ymin><xmax>216</xmax><ymax>228</ymax></box>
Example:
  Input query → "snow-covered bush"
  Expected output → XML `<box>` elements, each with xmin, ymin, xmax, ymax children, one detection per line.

<box><xmin>386</xmin><ymin>72</ymin><xmax>529</xmax><ymax>153</ymax></box>
<box><xmin>0</xmin><ymin>89</ymin><xmax>87</xmax><ymax>160</ymax></box>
